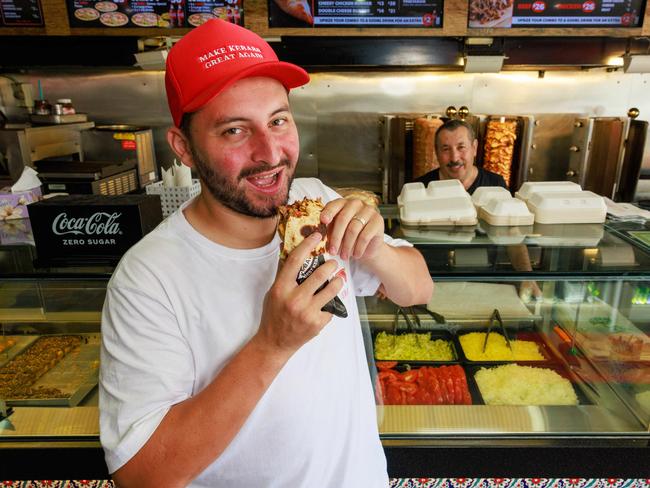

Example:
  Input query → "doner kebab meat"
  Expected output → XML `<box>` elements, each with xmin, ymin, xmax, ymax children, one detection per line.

<box><xmin>482</xmin><ymin>119</ymin><xmax>518</xmax><ymax>187</ymax></box>
<box><xmin>412</xmin><ymin>117</ymin><xmax>443</xmax><ymax>179</ymax></box>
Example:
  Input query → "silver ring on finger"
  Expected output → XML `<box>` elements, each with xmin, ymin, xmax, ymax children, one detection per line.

<box><xmin>351</xmin><ymin>215</ymin><xmax>367</xmax><ymax>226</ymax></box>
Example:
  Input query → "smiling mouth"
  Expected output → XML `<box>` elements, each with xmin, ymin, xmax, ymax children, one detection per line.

<box><xmin>447</xmin><ymin>162</ymin><xmax>465</xmax><ymax>169</ymax></box>
<box><xmin>245</xmin><ymin>167</ymin><xmax>284</xmax><ymax>189</ymax></box>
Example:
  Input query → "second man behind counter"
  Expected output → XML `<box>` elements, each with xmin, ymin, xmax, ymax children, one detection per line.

<box><xmin>415</xmin><ymin>119</ymin><xmax>507</xmax><ymax>195</ymax></box>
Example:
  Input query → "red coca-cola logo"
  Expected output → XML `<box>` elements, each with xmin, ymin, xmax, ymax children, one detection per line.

<box><xmin>582</xmin><ymin>0</ymin><xmax>595</xmax><ymax>12</ymax></box>
<box><xmin>531</xmin><ymin>1</ymin><xmax>546</xmax><ymax>12</ymax></box>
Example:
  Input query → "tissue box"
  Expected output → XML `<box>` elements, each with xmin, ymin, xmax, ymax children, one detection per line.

<box><xmin>146</xmin><ymin>179</ymin><xmax>202</xmax><ymax>217</ymax></box>
<box><xmin>0</xmin><ymin>218</ymin><xmax>34</xmax><ymax>246</ymax></box>
<box><xmin>0</xmin><ymin>187</ymin><xmax>42</xmax><ymax>221</ymax></box>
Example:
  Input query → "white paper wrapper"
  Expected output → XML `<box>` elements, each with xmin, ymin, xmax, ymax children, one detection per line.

<box><xmin>162</xmin><ymin>166</ymin><xmax>175</xmax><ymax>188</ymax></box>
<box><xmin>174</xmin><ymin>161</ymin><xmax>192</xmax><ymax>187</ymax></box>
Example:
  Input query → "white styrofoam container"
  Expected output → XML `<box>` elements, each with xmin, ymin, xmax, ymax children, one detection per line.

<box><xmin>526</xmin><ymin>191</ymin><xmax>606</xmax><ymax>224</ymax></box>
<box><xmin>398</xmin><ymin>180</ymin><xmax>476</xmax><ymax>226</ymax></box>
<box><xmin>399</xmin><ymin>196</ymin><xmax>478</xmax><ymax>226</ymax></box>
<box><xmin>471</xmin><ymin>186</ymin><xmax>511</xmax><ymax>208</ymax></box>
<box><xmin>479</xmin><ymin>198</ymin><xmax>534</xmax><ymax>226</ymax></box>
<box><xmin>146</xmin><ymin>179</ymin><xmax>202</xmax><ymax>218</ymax></box>
<box><xmin>515</xmin><ymin>181</ymin><xmax>582</xmax><ymax>201</ymax></box>
<box><xmin>397</xmin><ymin>182</ymin><xmax>428</xmax><ymax>204</ymax></box>
<box><xmin>397</xmin><ymin>179</ymin><xmax>466</xmax><ymax>206</ymax></box>
<box><xmin>425</xmin><ymin>179</ymin><xmax>467</xmax><ymax>199</ymax></box>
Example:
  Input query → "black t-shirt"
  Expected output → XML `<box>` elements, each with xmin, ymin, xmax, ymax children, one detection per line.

<box><xmin>415</xmin><ymin>167</ymin><xmax>508</xmax><ymax>195</ymax></box>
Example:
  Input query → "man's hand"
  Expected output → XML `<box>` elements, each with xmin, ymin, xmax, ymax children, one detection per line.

<box><xmin>320</xmin><ymin>198</ymin><xmax>384</xmax><ymax>261</ymax></box>
<box><xmin>256</xmin><ymin>232</ymin><xmax>343</xmax><ymax>355</ymax></box>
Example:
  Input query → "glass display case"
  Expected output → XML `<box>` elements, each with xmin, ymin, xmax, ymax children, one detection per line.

<box><xmin>1</xmin><ymin>217</ymin><xmax>649</xmax><ymax>479</ymax></box>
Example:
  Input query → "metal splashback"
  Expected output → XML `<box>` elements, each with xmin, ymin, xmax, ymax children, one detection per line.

<box><xmin>1</xmin><ymin>70</ymin><xmax>649</xmax><ymax>199</ymax></box>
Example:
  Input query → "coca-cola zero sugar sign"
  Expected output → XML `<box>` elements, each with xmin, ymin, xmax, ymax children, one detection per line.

<box><xmin>52</xmin><ymin>212</ymin><xmax>122</xmax><ymax>246</ymax></box>
<box><xmin>28</xmin><ymin>195</ymin><xmax>163</xmax><ymax>263</ymax></box>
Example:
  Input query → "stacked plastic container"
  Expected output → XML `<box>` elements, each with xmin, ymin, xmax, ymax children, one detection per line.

<box><xmin>397</xmin><ymin>180</ymin><xmax>477</xmax><ymax>226</ymax></box>
<box><xmin>515</xmin><ymin>182</ymin><xmax>607</xmax><ymax>224</ymax></box>
<box><xmin>471</xmin><ymin>186</ymin><xmax>534</xmax><ymax>226</ymax></box>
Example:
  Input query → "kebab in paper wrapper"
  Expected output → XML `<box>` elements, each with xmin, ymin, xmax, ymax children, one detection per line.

<box><xmin>278</xmin><ymin>198</ymin><xmax>348</xmax><ymax>318</ymax></box>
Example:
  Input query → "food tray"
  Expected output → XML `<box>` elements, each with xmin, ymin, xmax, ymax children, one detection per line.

<box><xmin>456</xmin><ymin>328</ymin><xmax>558</xmax><ymax>364</ymax></box>
<box><xmin>376</xmin><ymin>363</ymin><xmax>482</xmax><ymax>405</ymax></box>
<box><xmin>1</xmin><ymin>334</ymin><xmax>99</xmax><ymax>407</ymax></box>
<box><xmin>0</xmin><ymin>335</ymin><xmax>38</xmax><ymax>368</ymax></box>
<box><xmin>372</xmin><ymin>329</ymin><xmax>460</xmax><ymax>365</ymax></box>
<box><xmin>467</xmin><ymin>363</ymin><xmax>592</xmax><ymax>406</ymax></box>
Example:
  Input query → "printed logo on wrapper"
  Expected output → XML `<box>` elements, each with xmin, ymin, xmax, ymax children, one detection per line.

<box><xmin>295</xmin><ymin>254</ymin><xmax>348</xmax><ymax>318</ymax></box>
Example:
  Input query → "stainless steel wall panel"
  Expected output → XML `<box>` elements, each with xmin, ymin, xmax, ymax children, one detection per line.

<box><xmin>1</xmin><ymin>69</ymin><xmax>649</xmax><ymax>200</ymax></box>
<box><xmin>526</xmin><ymin>115</ymin><xmax>581</xmax><ymax>182</ymax></box>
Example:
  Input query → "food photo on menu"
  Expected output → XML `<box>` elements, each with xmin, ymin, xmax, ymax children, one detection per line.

<box><xmin>468</xmin><ymin>0</ymin><xmax>643</xmax><ymax>27</ymax></box>
<box><xmin>268</xmin><ymin>0</ymin><xmax>313</xmax><ymax>26</ymax></box>
<box><xmin>68</xmin><ymin>0</ymin><xmax>243</xmax><ymax>27</ymax></box>
<box><xmin>469</xmin><ymin>0</ymin><xmax>514</xmax><ymax>27</ymax></box>
<box><xmin>186</xmin><ymin>0</ymin><xmax>243</xmax><ymax>26</ymax></box>
<box><xmin>68</xmin><ymin>0</ymin><xmax>177</xmax><ymax>27</ymax></box>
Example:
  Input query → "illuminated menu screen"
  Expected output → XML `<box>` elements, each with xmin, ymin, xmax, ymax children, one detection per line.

<box><xmin>0</xmin><ymin>0</ymin><xmax>43</xmax><ymax>26</ymax></box>
<box><xmin>67</xmin><ymin>0</ymin><xmax>243</xmax><ymax>27</ymax></box>
<box><xmin>468</xmin><ymin>0</ymin><xmax>644</xmax><ymax>27</ymax></box>
<box><xmin>268</xmin><ymin>0</ymin><xmax>442</xmax><ymax>27</ymax></box>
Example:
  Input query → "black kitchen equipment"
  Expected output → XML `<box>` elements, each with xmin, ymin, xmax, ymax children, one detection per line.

<box><xmin>34</xmin><ymin>160</ymin><xmax>138</xmax><ymax>196</ymax></box>
<box><xmin>81</xmin><ymin>125</ymin><xmax>158</xmax><ymax>188</ymax></box>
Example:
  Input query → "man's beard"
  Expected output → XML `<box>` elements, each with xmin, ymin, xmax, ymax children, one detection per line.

<box><xmin>189</xmin><ymin>144</ymin><xmax>295</xmax><ymax>219</ymax></box>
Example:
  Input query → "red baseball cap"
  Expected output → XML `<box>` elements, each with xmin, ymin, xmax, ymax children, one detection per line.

<box><xmin>165</xmin><ymin>19</ymin><xmax>310</xmax><ymax>127</ymax></box>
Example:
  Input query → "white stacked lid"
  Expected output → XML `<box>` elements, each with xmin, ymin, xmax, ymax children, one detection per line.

<box><xmin>516</xmin><ymin>182</ymin><xmax>606</xmax><ymax>224</ymax></box>
<box><xmin>515</xmin><ymin>181</ymin><xmax>582</xmax><ymax>201</ymax></box>
<box><xmin>398</xmin><ymin>180</ymin><xmax>477</xmax><ymax>226</ymax></box>
<box><xmin>471</xmin><ymin>186</ymin><xmax>534</xmax><ymax>226</ymax></box>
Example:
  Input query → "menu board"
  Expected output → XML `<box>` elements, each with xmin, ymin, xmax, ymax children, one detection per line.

<box><xmin>468</xmin><ymin>0</ymin><xmax>644</xmax><ymax>27</ymax></box>
<box><xmin>0</xmin><ymin>0</ymin><xmax>43</xmax><ymax>26</ymax></box>
<box><xmin>268</xmin><ymin>0</ymin><xmax>442</xmax><ymax>27</ymax></box>
<box><xmin>67</xmin><ymin>0</ymin><xmax>243</xmax><ymax>27</ymax></box>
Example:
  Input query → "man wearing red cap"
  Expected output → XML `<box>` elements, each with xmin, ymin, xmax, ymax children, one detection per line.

<box><xmin>99</xmin><ymin>19</ymin><xmax>432</xmax><ymax>487</ymax></box>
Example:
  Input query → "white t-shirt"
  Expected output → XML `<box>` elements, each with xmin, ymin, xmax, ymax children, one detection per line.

<box><xmin>99</xmin><ymin>178</ymin><xmax>409</xmax><ymax>487</ymax></box>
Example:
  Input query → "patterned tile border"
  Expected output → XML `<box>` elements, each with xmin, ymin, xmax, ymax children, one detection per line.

<box><xmin>1</xmin><ymin>480</ymin><xmax>649</xmax><ymax>487</ymax></box>
<box><xmin>390</xmin><ymin>481</ymin><xmax>650</xmax><ymax>488</ymax></box>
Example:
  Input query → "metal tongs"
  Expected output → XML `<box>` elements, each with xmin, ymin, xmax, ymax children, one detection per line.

<box><xmin>392</xmin><ymin>307</ymin><xmax>420</xmax><ymax>347</ymax></box>
<box><xmin>482</xmin><ymin>308</ymin><xmax>513</xmax><ymax>353</ymax></box>
<box><xmin>391</xmin><ymin>306</ymin><xmax>447</xmax><ymax>348</ymax></box>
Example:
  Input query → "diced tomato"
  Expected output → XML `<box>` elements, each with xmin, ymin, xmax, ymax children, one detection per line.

<box><xmin>386</xmin><ymin>383</ymin><xmax>402</xmax><ymax>404</ymax></box>
<box><xmin>403</xmin><ymin>370</ymin><xmax>418</xmax><ymax>383</ymax></box>
<box><xmin>376</xmin><ymin>361</ymin><xmax>398</xmax><ymax>371</ymax></box>
<box><xmin>399</xmin><ymin>382</ymin><xmax>418</xmax><ymax>394</ymax></box>
<box><xmin>378</xmin><ymin>370</ymin><xmax>400</xmax><ymax>382</ymax></box>
<box><xmin>414</xmin><ymin>387</ymin><xmax>432</xmax><ymax>405</ymax></box>
<box><xmin>427</xmin><ymin>368</ymin><xmax>444</xmax><ymax>405</ymax></box>
<box><xmin>453</xmin><ymin>380</ymin><xmax>463</xmax><ymax>405</ymax></box>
